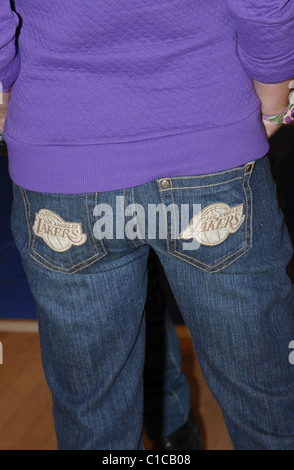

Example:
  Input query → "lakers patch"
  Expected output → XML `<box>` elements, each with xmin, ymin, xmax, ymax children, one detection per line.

<box><xmin>33</xmin><ymin>209</ymin><xmax>87</xmax><ymax>252</ymax></box>
<box><xmin>179</xmin><ymin>203</ymin><xmax>245</xmax><ymax>247</ymax></box>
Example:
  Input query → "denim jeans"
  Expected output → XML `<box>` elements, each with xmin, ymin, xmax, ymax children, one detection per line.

<box><xmin>10</xmin><ymin>154</ymin><xmax>294</xmax><ymax>449</ymax></box>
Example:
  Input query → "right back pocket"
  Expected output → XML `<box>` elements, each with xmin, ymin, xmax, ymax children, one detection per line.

<box><xmin>157</xmin><ymin>161</ymin><xmax>254</xmax><ymax>273</ymax></box>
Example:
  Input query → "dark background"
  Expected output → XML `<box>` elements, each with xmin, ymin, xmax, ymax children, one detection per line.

<box><xmin>1</xmin><ymin>124</ymin><xmax>294</xmax><ymax>323</ymax></box>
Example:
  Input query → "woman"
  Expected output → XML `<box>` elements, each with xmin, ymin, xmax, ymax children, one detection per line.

<box><xmin>1</xmin><ymin>0</ymin><xmax>294</xmax><ymax>450</ymax></box>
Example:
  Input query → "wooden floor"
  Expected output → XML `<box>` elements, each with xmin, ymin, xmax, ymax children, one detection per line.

<box><xmin>0</xmin><ymin>322</ymin><xmax>233</xmax><ymax>451</ymax></box>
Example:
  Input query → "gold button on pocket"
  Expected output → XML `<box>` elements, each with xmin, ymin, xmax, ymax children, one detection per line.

<box><xmin>161</xmin><ymin>179</ymin><xmax>170</xmax><ymax>189</ymax></box>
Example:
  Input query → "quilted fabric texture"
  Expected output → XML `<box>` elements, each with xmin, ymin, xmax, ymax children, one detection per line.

<box><xmin>0</xmin><ymin>0</ymin><xmax>294</xmax><ymax>193</ymax></box>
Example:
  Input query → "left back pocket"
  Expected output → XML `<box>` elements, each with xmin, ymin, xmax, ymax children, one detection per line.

<box><xmin>11</xmin><ymin>184</ymin><xmax>107</xmax><ymax>274</ymax></box>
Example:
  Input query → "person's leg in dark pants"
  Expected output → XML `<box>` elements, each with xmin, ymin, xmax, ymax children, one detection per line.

<box><xmin>143</xmin><ymin>247</ymin><xmax>202</xmax><ymax>450</ymax></box>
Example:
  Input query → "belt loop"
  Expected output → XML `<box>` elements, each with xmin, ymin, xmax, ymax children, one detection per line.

<box><xmin>244</xmin><ymin>161</ymin><xmax>255</xmax><ymax>176</ymax></box>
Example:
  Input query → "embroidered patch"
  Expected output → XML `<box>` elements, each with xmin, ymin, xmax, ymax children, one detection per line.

<box><xmin>33</xmin><ymin>209</ymin><xmax>87</xmax><ymax>252</ymax></box>
<box><xmin>179</xmin><ymin>203</ymin><xmax>245</xmax><ymax>246</ymax></box>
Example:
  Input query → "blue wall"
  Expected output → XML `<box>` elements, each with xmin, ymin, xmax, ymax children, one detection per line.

<box><xmin>0</xmin><ymin>148</ymin><xmax>36</xmax><ymax>319</ymax></box>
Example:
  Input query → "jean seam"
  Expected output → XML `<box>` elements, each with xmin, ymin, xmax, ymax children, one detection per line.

<box><xmin>28</xmin><ymin>242</ymin><xmax>148</xmax><ymax>274</ymax></box>
<box><xmin>124</xmin><ymin>188</ymin><xmax>140</xmax><ymax>248</ymax></box>
<box><xmin>248</xmin><ymin>167</ymin><xmax>254</xmax><ymax>248</ymax></box>
<box><xmin>20</xmin><ymin>187</ymin><xmax>33</xmax><ymax>251</ymax></box>
<box><xmin>31</xmin><ymin>238</ymin><xmax>104</xmax><ymax>271</ymax></box>
<box><xmin>158</xmin><ymin>165</ymin><xmax>244</xmax><ymax>183</ymax></box>
<box><xmin>85</xmin><ymin>193</ymin><xmax>103</xmax><ymax>255</ymax></box>
<box><xmin>131</xmin><ymin>187</ymin><xmax>145</xmax><ymax>246</ymax></box>
<box><xmin>158</xmin><ymin>183</ymin><xmax>170</xmax><ymax>252</ymax></box>
<box><xmin>95</xmin><ymin>192</ymin><xmax>108</xmax><ymax>253</ymax></box>
<box><xmin>161</xmin><ymin>175</ymin><xmax>244</xmax><ymax>191</ymax></box>
<box><xmin>169</xmin><ymin>247</ymin><xmax>253</xmax><ymax>273</ymax></box>
<box><xmin>28</xmin><ymin>252</ymin><xmax>108</xmax><ymax>275</ymax></box>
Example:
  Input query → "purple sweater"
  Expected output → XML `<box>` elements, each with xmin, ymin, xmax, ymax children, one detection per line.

<box><xmin>1</xmin><ymin>0</ymin><xmax>294</xmax><ymax>194</ymax></box>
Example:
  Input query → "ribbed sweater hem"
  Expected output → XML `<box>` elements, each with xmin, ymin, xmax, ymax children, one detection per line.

<box><xmin>6</xmin><ymin>110</ymin><xmax>270</xmax><ymax>194</ymax></box>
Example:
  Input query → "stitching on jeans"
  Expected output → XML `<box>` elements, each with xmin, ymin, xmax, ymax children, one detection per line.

<box><xmin>29</xmin><ymin>251</ymin><xmax>108</xmax><ymax>275</ymax></box>
<box><xmin>169</xmin><ymin>246</ymin><xmax>252</xmax><ymax>273</ymax></box>
<box><xmin>22</xmin><ymin>190</ymin><xmax>106</xmax><ymax>272</ymax></box>
<box><xmin>31</xmin><ymin>243</ymin><xmax>103</xmax><ymax>271</ymax></box>
<box><xmin>172</xmin><ymin>173</ymin><xmax>250</xmax><ymax>268</ymax></box>
<box><xmin>94</xmin><ymin>192</ymin><xmax>107</xmax><ymax>253</ymax></box>
<box><xmin>86</xmin><ymin>193</ymin><xmax>103</xmax><ymax>255</ymax></box>
<box><xmin>158</xmin><ymin>166</ymin><xmax>244</xmax><ymax>183</ymax></box>
<box><xmin>131</xmin><ymin>187</ymin><xmax>145</xmax><ymax>246</ymax></box>
<box><xmin>29</xmin><ymin>241</ymin><xmax>148</xmax><ymax>275</ymax></box>
<box><xmin>172</xmin><ymin>161</ymin><xmax>255</xmax><ymax>273</ymax></box>
<box><xmin>160</xmin><ymin>176</ymin><xmax>244</xmax><ymax>191</ymax></box>
<box><xmin>241</xmin><ymin>159</ymin><xmax>254</xmax><ymax>249</ymax></box>
<box><xmin>166</xmin><ymin>170</ymin><xmax>253</xmax><ymax>271</ymax></box>
<box><xmin>20</xmin><ymin>188</ymin><xmax>32</xmax><ymax>250</ymax></box>
<box><xmin>249</xmin><ymin>181</ymin><xmax>253</xmax><ymax>247</ymax></box>
<box><xmin>242</xmin><ymin>167</ymin><xmax>249</xmax><ymax>248</ymax></box>
<box><xmin>170</xmin><ymin>186</ymin><xmax>178</xmax><ymax>253</ymax></box>
<box><xmin>247</xmin><ymin>166</ymin><xmax>254</xmax><ymax>248</ymax></box>
<box><xmin>158</xmin><ymin>184</ymin><xmax>170</xmax><ymax>252</ymax></box>
<box><xmin>175</xmin><ymin>173</ymin><xmax>248</xmax><ymax>268</ymax></box>
<box><xmin>124</xmin><ymin>188</ymin><xmax>140</xmax><ymax>247</ymax></box>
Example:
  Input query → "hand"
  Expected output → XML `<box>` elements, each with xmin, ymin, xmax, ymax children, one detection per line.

<box><xmin>0</xmin><ymin>91</ymin><xmax>10</xmax><ymax>134</ymax></box>
<box><xmin>262</xmin><ymin>118</ymin><xmax>283</xmax><ymax>139</ymax></box>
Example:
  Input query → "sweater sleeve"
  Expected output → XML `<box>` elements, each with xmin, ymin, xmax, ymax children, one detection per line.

<box><xmin>228</xmin><ymin>0</ymin><xmax>294</xmax><ymax>83</ymax></box>
<box><xmin>0</xmin><ymin>0</ymin><xmax>20</xmax><ymax>92</ymax></box>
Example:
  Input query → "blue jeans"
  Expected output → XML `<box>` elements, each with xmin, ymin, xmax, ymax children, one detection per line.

<box><xmin>10</xmin><ymin>154</ymin><xmax>294</xmax><ymax>449</ymax></box>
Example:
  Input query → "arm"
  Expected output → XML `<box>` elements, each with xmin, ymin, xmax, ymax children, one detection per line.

<box><xmin>0</xmin><ymin>0</ymin><xmax>20</xmax><ymax>92</ymax></box>
<box><xmin>253</xmin><ymin>80</ymin><xmax>292</xmax><ymax>116</ymax></box>
<box><xmin>227</xmin><ymin>0</ymin><xmax>294</xmax><ymax>84</ymax></box>
<box><xmin>0</xmin><ymin>91</ymin><xmax>10</xmax><ymax>134</ymax></box>
<box><xmin>253</xmin><ymin>79</ymin><xmax>294</xmax><ymax>138</ymax></box>
<box><xmin>228</xmin><ymin>1</ymin><xmax>294</xmax><ymax>137</ymax></box>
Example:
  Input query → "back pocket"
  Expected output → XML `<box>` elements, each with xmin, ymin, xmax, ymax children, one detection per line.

<box><xmin>14</xmin><ymin>186</ymin><xmax>107</xmax><ymax>274</ymax></box>
<box><xmin>157</xmin><ymin>161</ymin><xmax>254</xmax><ymax>273</ymax></box>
